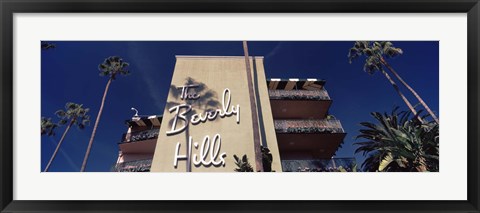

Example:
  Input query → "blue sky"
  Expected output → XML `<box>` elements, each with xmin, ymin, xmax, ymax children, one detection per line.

<box><xmin>41</xmin><ymin>41</ymin><xmax>439</xmax><ymax>172</ymax></box>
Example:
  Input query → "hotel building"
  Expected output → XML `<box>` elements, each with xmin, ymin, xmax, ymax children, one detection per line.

<box><xmin>112</xmin><ymin>115</ymin><xmax>161</xmax><ymax>172</ymax></box>
<box><xmin>113</xmin><ymin>56</ymin><xmax>354</xmax><ymax>172</ymax></box>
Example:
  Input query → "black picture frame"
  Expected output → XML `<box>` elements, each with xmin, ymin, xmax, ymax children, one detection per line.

<box><xmin>1</xmin><ymin>0</ymin><xmax>479</xmax><ymax>212</ymax></box>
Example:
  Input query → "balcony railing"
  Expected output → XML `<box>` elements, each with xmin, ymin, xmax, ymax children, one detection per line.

<box><xmin>120</xmin><ymin>129</ymin><xmax>159</xmax><ymax>143</ymax></box>
<box><xmin>268</xmin><ymin>89</ymin><xmax>330</xmax><ymax>101</ymax></box>
<box><xmin>274</xmin><ymin>119</ymin><xmax>344</xmax><ymax>133</ymax></box>
<box><xmin>112</xmin><ymin>159</ymin><xmax>152</xmax><ymax>172</ymax></box>
<box><xmin>281</xmin><ymin>158</ymin><xmax>357</xmax><ymax>172</ymax></box>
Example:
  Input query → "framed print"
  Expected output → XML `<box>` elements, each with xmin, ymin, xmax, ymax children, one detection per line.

<box><xmin>1</xmin><ymin>0</ymin><xmax>479</xmax><ymax>212</ymax></box>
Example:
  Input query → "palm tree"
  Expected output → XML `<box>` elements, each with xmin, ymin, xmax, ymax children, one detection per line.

<box><xmin>41</xmin><ymin>41</ymin><xmax>56</xmax><ymax>50</ymax></box>
<box><xmin>80</xmin><ymin>56</ymin><xmax>130</xmax><ymax>172</ymax></box>
<box><xmin>354</xmin><ymin>107</ymin><xmax>439</xmax><ymax>172</ymax></box>
<box><xmin>242</xmin><ymin>41</ymin><xmax>263</xmax><ymax>172</ymax></box>
<box><xmin>41</xmin><ymin>117</ymin><xmax>57</xmax><ymax>136</ymax></box>
<box><xmin>348</xmin><ymin>41</ymin><xmax>439</xmax><ymax>124</ymax></box>
<box><xmin>348</xmin><ymin>41</ymin><xmax>423</xmax><ymax>123</ymax></box>
<box><xmin>233</xmin><ymin>154</ymin><xmax>254</xmax><ymax>172</ymax></box>
<box><xmin>44</xmin><ymin>102</ymin><xmax>90</xmax><ymax>172</ymax></box>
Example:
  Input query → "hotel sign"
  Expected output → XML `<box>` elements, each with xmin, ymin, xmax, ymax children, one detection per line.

<box><xmin>168</xmin><ymin>84</ymin><xmax>240</xmax><ymax>167</ymax></box>
<box><xmin>151</xmin><ymin>56</ymin><xmax>282</xmax><ymax>172</ymax></box>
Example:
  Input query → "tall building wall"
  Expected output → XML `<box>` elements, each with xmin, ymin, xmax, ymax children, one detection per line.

<box><xmin>151</xmin><ymin>56</ymin><xmax>282</xmax><ymax>172</ymax></box>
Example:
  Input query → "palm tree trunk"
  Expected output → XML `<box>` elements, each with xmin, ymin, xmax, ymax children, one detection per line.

<box><xmin>380</xmin><ymin>58</ymin><xmax>439</xmax><ymax>124</ymax></box>
<box><xmin>380</xmin><ymin>69</ymin><xmax>424</xmax><ymax>124</ymax></box>
<box><xmin>243</xmin><ymin>41</ymin><xmax>263</xmax><ymax>172</ymax></box>
<box><xmin>81</xmin><ymin>78</ymin><xmax>112</xmax><ymax>172</ymax></box>
<box><xmin>44</xmin><ymin>119</ymin><xmax>74</xmax><ymax>172</ymax></box>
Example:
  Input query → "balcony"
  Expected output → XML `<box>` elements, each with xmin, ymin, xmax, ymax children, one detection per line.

<box><xmin>121</xmin><ymin>128</ymin><xmax>160</xmax><ymax>144</ymax></box>
<box><xmin>281</xmin><ymin>158</ymin><xmax>357</xmax><ymax>172</ymax></box>
<box><xmin>268</xmin><ymin>89</ymin><xmax>330</xmax><ymax>100</ymax></box>
<box><xmin>274</xmin><ymin>119</ymin><xmax>346</xmax><ymax>159</ymax></box>
<box><xmin>269</xmin><ymin>90</ymin><xmax>332</xmax><ymax>119</ymax></box>
<box><xmin>119</xmin><ymin>129</ymin><xmax>159</xmax><ymax>154</ymax></box>
<box><xmin>274</xmin><ymin>119</ymin><xmax>344</xmax><ymax>134</ymax></box>
<box><xmin>112</xmin><ymin>159</ymin><xmax>152</xmax><ymax>172</ymax></box>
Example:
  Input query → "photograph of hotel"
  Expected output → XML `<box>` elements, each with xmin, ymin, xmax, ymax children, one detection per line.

<box><xmin>41</xmin><ymin>41</ymin><xmax>439</xmax><ymax>172</ymax></box>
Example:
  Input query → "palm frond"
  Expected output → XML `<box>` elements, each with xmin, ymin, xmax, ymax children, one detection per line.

<box><xmin>54</xmin><ymin>102</ymin><xmax>91</xmax><ymax>130</ymax></box>
<box><xmin>98</xmin><ymin>56</ymin><xmax>131</xmax><ymax>80</ymax></box>
<box><xmin>41</xmin><ymin>117</ymin><xmax>57</xmax><ymax>136</ymax></box>
<box><xmin>355</xmin><ymin>107</ymin><xmax>439</xmax><ymax>172</ymax></box>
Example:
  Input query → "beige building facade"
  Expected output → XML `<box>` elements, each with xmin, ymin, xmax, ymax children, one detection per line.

<box><xmin>150</xmin><ymin>56</ymin><xmax>283</xmax><ymax>172</ymax></box>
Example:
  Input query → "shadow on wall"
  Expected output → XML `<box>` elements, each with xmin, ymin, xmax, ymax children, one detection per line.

<box><xmin>165</xmin><ymin>77</ymin><xmax>221</xmax><ymax>130</ymax></box>
<box><xmin>164</xmin><ymin>77</ymin><xmax>222</xmax><ymax>171</ymax></box>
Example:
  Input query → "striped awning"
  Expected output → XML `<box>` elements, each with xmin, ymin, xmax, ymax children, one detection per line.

<box><xmin>267</xmin><ymin>78</ymin><xmax>326</xmax><ymax>90</ymax></box>
<box><xmin>126</xmin><ymin>115</ymin><xmax>163</xmax><ymax>127</ymax></box>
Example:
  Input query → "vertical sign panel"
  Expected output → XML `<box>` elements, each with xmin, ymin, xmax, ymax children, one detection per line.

<box><xmin>151</xmin><ymin>56</ymin><xmax>282</xmax><ymax>172</ymax></box>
